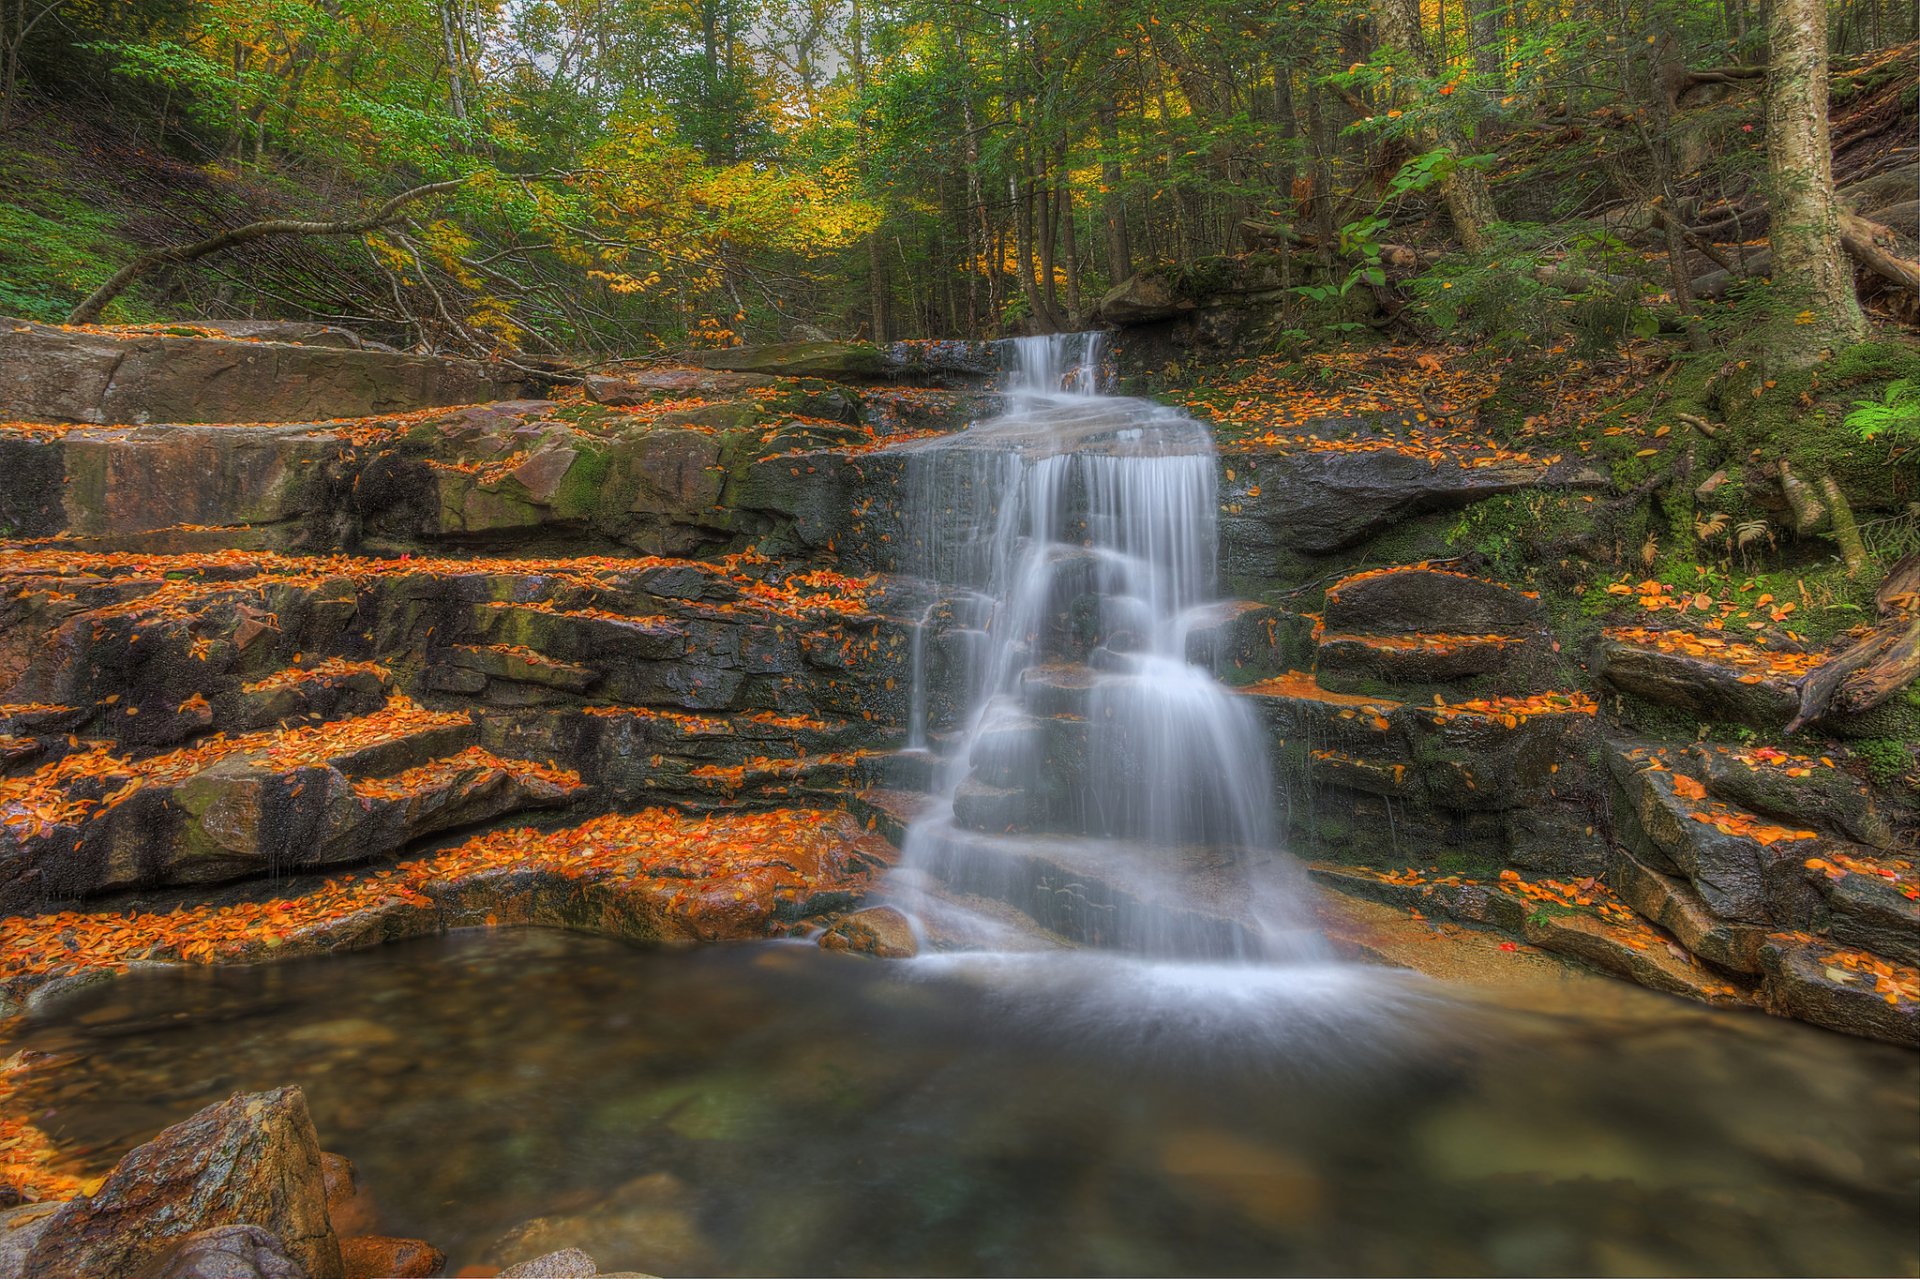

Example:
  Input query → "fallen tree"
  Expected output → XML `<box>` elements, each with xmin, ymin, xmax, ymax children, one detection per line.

<box><xmin>1787</xmin><ymin>552</ymin><xmax>1920</xmax><ymax>733</ymax></box>
<box><xmin>65</xmin><ymin>179</ymin><xmax>468</xmax><ymax>325</ymax></box>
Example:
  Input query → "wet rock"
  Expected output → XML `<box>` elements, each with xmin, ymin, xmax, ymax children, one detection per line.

<box><xmin>27</xmin><ymin>1087</ymin><xmax>342</xmax><ymax>1279</ymax></box>
<box><xmin>1181</xmin><ymin>600</ymin><xmax>1295</xmax><ymax>677</ymax></box>
<box><xmin>1758</xmin><ymin>934</ymin><xmax>1920</xmax><ymax>1048</ymax></box>
<box><xmin>337</xmin><ymin>1235</ymin><xmax>442</xmax><ymax>1279</ymax></box>
<box><xmin>883</xmin><ymin>339</ymin><xmax>1001</xmax><ymax>385</ymax></box>
<box><xmin>1685</xmin><ymin>745</ymin><xmax>1892</xmax><ymax>848</ymax></box>
<box><xmin>0</xmin><ymin>321</ymin><xmax>522</xmax><ymax>426</ymax></box>
<box><xmin>694</xmin><ymin>341</ymin><xmax>890</xmax><ymax>384</ymax></box>
<box><xmin>142</xmin><ymin>1225</ymin><xmax>308</xmax><ymax>1279</ymax></box>
<box><xmin>819</xmin><ymin>906</ymin><xmax>919</xmax><ymax>959</ymax></box>
<box><xmin>1807</xmin><ymin>854</ymin><xmax>1920</xmax><ymax>968</ymax></box>
<box><xmin>1322</xmin><ymin>567</ymin><xmax>1544</xmax><ymax>636</ymax></box>
<box><xmin>1503</xmin><ymin>804</ymin><xmax>1607</xmax><ymax>878</ymax></box>
<box><xmin>488</xmin><ymin>1172</ymin><xmax>711</xmax><ymax>1276</ymax></box>
<box><xmin>1614</xmin><ymin>761</ymin><xmax>1817</xmax><ymax>927</ymax></box>
<box><xmin>319</xmin><ymin>1154</ymin><xmax>377</xmax><ymax>1239</ymax></box>
<box><xmin>0</xmin><ymin>1202</ymin><xmax>63</xmax><ymax>1279</ymax></box>
<box><xmin>1606</xmin><ymin>845</ymin><xmax>1766</xmax><ymax>973</ymax></box>
<box><xmin>1595</xmin><ymin>638</ymin><xmax>1796</xmax><ymax>729</ymax></box>
<box><xmin>1521</xmin><ymin>910</ymin><xmax>1750</xmax><ymax>1006</ymax></box>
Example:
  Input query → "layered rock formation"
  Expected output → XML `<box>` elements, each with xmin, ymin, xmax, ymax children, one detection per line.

<box><xmin>0</xmin><ymin>327</ymin><xmax>1910</xmax><ymax>1058</ymax></box>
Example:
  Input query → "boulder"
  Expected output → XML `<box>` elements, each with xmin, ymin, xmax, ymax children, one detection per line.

<box><xmin>26</xmin><ymin>1087</ymin><xmax>343</xmax><ymax>1279</ymax></box>
<box><xmin>0</xmin><ymin>321</ymin><xmax>522</xmax><ymax>426</ymax></box>
<box><xmin>819</xmin><ymin>905</ymin><xmax>919</xmax><ymax>958</ymax></box>
<box><xmin>338</xmin><ymin>1235</ymin><xmax>443</xmax><ymax>1279</ymax></box>
<box><xmin>1685</xmin><ymin>745</ymin><xmax>1892</xmax><ymax>848</ymax></box>
<box><xmin>694</xmin><ymin>342</ymin><xmax>891</xmax><ymax>383</ymax></box>
<box><xmin>142</xmin><ymin>1225</ymin><xmax>308</xmax><ymax>1279</ymax></box>
<box><xmin>1595</xmin><ymin>638</ymin><xmax>1797</xmax><ymax>729</ymax></box>
<box><xmin>1097</xmin><ymin>274</ymin><xmax>1194</xmax><ymax>325</ymax></box>
<box><xmin>1322</xmin><ymin>568</ymin><xmax>1545</xmax><ymax>636</ymax></box>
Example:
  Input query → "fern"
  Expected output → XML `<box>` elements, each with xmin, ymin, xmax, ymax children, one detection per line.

<box><xmin>1845</xmin><ymin>379</ymin><xmax>1920</xmax><ymax>445</ymax></box>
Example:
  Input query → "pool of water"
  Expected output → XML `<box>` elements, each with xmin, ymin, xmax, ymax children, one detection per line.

<box><xmin>7</xmin><ymin>929</ymin><xmax>1917</xmax><ymax>1276</ymax></box>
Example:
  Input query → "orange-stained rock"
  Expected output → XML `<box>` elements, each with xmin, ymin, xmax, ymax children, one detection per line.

<box><xmin>340</xmin><ymin>1234</ymin><xmax>446</xmax><ymax>1279</ymax></box>
<box><xmin>321</xmin><ymin>1152</ymin><xmax>380</xmax><ymax>1238</ymax></box>
<box><xmin>820</xmin><ymin>906</ymin><xmax>919</xmax><ymax>959</ymax></box>
<box><xmin>25</xmin><ymin>1087</ymin><xmax>342</xmax><ymax>1279</ymax></box>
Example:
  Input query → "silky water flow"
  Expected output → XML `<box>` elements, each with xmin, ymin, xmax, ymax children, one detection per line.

<box><xmin>890</xmin><ymin>333</ymin><xmax>1334</xmax><ymax>985</ymax></box>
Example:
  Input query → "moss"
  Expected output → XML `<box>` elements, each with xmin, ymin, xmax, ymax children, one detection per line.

<box><xmin>1851</xmin><ymin>737</ymin><xmax>1915</xmax><ymax>786</ymax></box>
<box><xmin>548</xmin><ymin>443</ymin><xmax>614</xmax><ymax>522</ymax></box>
<box><xmin>1435</xmin><ymin>849</ymin><xmax>1502</xmax><ymax>878</ymax></box>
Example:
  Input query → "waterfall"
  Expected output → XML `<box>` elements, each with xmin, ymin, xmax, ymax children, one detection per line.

<box><xmin>894</xmin><ymin>332</ymin><xmax>1319</xmax><ymax>962</ymax></box>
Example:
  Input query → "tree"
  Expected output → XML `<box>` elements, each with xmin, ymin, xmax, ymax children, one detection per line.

<box><xmin>1763</xmin><ymin>0</ymin><xmax>1867</xmax><ymax>362</ymax></box>
<box><xmin>1368</xmin><ymin>0</ymin><xmax>1498</xmax><ymax>254</ymax></box>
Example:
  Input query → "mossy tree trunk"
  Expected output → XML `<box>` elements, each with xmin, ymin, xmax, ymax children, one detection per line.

<box><xmin>1763</xmin><ymin>0</ymin><xmax>1867</xmax><ymax>362</ymax></box>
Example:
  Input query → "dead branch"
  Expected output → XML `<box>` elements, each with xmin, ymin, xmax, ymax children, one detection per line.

<box><xmin>66</xmin><ymin>179</ymin><xmax>469</xmax><ymax>325</ymax></box>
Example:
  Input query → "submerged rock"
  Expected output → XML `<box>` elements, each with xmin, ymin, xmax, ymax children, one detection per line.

<box><xmin>819</xmin><ymin>905</ymin><xmax>919</xmax><ymax>958</ymax></box>
<box><xmin>488</xmin><ymin>1172</ymin><xmax>710</xmax><ymax>1276</ymax></box>
<box><xmin>26</xmin><ymin>1087</ymin><xmax>341</xmax><ymax>1279</ymax></box>
<box><xmin>145</xmin><ymin>1225</ymin><xmax>308</xmax><ymax>1279</ymax></box>
<box><xmin>337</xmin><ymin>1235</ymin><xmax>443</xmax><ymax>1279</ymax></box>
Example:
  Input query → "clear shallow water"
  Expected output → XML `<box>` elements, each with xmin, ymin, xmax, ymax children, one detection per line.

<box><xmin>7</xmin><ymin>929</ymin><xmax>1918</xmax><ymax>1277</ymax></box>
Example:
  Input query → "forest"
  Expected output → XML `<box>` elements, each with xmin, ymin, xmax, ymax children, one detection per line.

<box><xmin>0</xmin><ymin>0</ymin><xmax>1914</xmax><ymax>360</ymax></box>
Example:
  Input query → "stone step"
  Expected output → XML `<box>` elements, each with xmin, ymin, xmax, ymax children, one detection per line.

<box><xmin>0</xmin><ymin>807</ymin><xmax>897</xmax><ymax>1017</ymax></box>
<box><xmin>1595</xmin><ymin>626</ymin><xmax>1819</xmax><ymax>731</ymax></box>
<box><xmin>1681</xmin><ymin>743</ymin><xmax>1892</xmax><ymax>848</ymax></box>
<box><xmin>908</xmin><ymin>817</ymin><xmax>1292</xmax><ymax>959</ymax></box>
<box><xmin>1608</xmin><ymin>743</ymin><xmax>1918</xmax><ymax>993</ymax></box>
<box><xmin>1307</xmin><ymin>862</ymin><xmax>1753</xmax><ymax>1008</ymax></box>
<box><xmin>1322</xmin><ymin>564</ymin><xmax>1545</xmax><ymax>636</ymax></box>
<box><xmin>1313</xmin><ymin>629</ymin><xmax>1536</xmax><ymax>688</ymax></box>
<box><xmin>0</xmin><ymin>698</ymin><xmax>585</xmax><ymax>906</ymax></box>
<box><xmin>1758</xmin><ymin>932</ymin><xmax>1920</xmax><ymax>1047</ymax></box>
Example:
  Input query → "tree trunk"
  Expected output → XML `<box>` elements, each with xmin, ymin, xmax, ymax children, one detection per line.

<box><xmin>1306</xmin><ymin>79</ymin><xmax>1337</xmax><ymax>269</ymax></box>
<box><xmin>1057</xmin><ymin>161</ymin><xmax>1084</xmax><ymax>325</ymax></box>
<box><xmin>1370</xmin><ymin>0</ymin><xmax>1498</xmax><ymax>252</ymax></box>
<box><xmin>1012</xmin><ymin>173</ymin><xmax>1052</xmax><ymax>332</ymax></box>
<box><xmin>1096</xmin><ymin>98</ymin><xmax>1132</xmax><ymax>285</ymax></box>
<box><xmin>1764</xmin><ymin>0</ymin><xmax>1867</xmax><ymax>361</ymax></box>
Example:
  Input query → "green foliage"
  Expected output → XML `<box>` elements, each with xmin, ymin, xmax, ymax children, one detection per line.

<box><xmin>1845</xmin><ymin>379</ymin><xmax>1920</xmax><ymax>448</ymax></box>
<box><xmin>1852</xmin><ymin>738</ymin><xmax>1914</xmax><ymax>787</ymax></box>
<box><xmin>1409</xmin><ymin>224</ymin><xmax>1662</xmax><ymax>356</ymax></box>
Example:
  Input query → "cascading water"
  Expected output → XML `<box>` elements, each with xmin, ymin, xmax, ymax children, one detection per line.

<box><xmin>892</xmin><ymin>333</ymin><xmax>1324</xmax><ymax>963</ymax></box>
